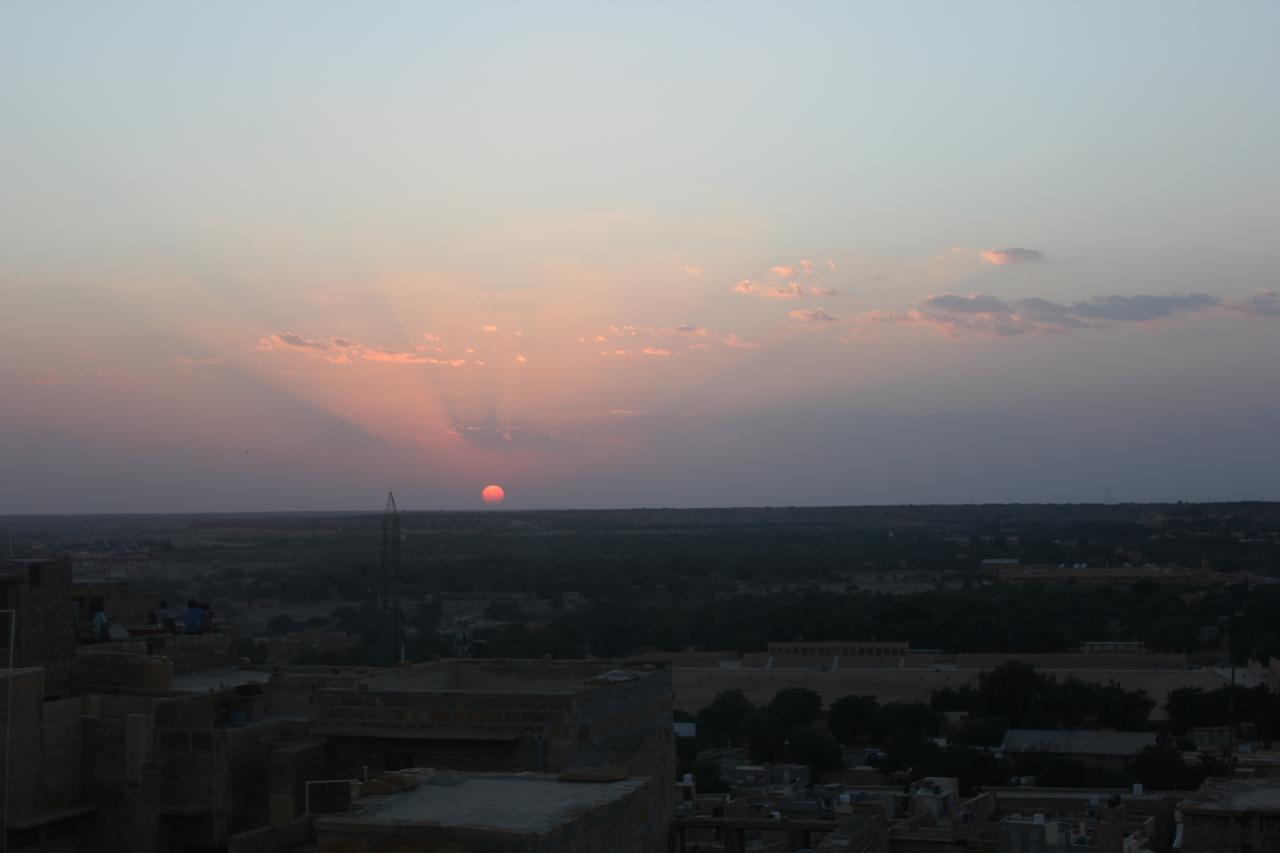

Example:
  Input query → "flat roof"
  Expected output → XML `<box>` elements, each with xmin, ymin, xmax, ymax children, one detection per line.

<box><xmin>986</xmin><ymin>786</ymin><xmax>1177</xmax><ymax>802</ymax></box>
<box><xmin>171</xmin><ymin>667</ymin><xmax>273</xmax><ymax>693</ymax></box>
<box><xmin>318</xmin><ymin>772</ymin><xmax>649</xmax><ymax>835</ymax></box>
<box><xmin>1181</xmin><ymin>779</ymin><xmax>1280</xmax><ymax>814</ymax></box>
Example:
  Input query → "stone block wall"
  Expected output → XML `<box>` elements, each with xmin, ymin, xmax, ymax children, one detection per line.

<box><xmin>2</xmin><ymin>558</ymin><xmax>76</xmax><ymax>696</ymax></box>
<box><xmin>0</xmin><ymin>668</ymin><xmax>48</xmax><ymax>824</ymax></box>
<box><xmin>148</xmin><ymin>631</ymin><xmax>238</xmax><ymax>673</ymax></box>
<box><xmin>1180</xmin><ymin>813</ymin><xmax>1280</xmax><ymax>853</ymax></box>
<box><xmin>568</xmin><ymin>669</ymin><xmax>676</xmax><ymax>841</ymax></box>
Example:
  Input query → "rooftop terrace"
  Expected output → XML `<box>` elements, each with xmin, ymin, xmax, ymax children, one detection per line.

<box><xmin>319</xmin><ymin>771</ymin><xmax>650</xmax><ymax>834</ymax></box>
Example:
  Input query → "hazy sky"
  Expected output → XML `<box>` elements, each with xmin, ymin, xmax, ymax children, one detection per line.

<box><xmin>3</xmin><ymin>2</ymin><xmax>1279</xmax><ymax>512</ymax></box>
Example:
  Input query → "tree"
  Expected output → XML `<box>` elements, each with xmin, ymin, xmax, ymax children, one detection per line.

<box><xmin>266</xmin><ymin>614</ymin><xmax>295</xmax><ymax>636</ymax></box>
<box><xmin>908</xmin><ymin>744</ymin><xmax>1007</xmax><ymax>797</ymax></box>
<box><xmin>828</xmin><ymin>695</ymin><xmax>880</xmax><ymax>746</ymax></box>
<box><xmin>697</xmin><ymin>690</ymin><xmax>754</xmax><ymax>746</ymax></box>
<box><xmin>743</xmin><ymin>710</ymin><xmax>788</xmax><ymax>763</ymax></box>
<box><xmin>975</xmin><ymin>661</ymin><xmax>1050</xmax><ymax>726</ymax></box>
<box><xmin>868</xmin><ymin>702</ymin><xmax>941</xmax><ymax>746</ymax></box>
<box><xmin>788</xmin><ymin>727</ymin><xmax>844</xmax><ymax>773</ymax></box>
<box><xmin>769</xmin><ymin>687</ymin><xmax>823</xmax><ymax>728</ymax></box>
<box><xmin>1127</xmin><ymin>745</ymin><xmax>1225</xmax><ymax>791</ymax></box>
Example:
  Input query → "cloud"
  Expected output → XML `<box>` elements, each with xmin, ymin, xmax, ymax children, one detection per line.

<box><xmin>608</xmin><ymin>409</ymin><xmax>645</xmax><ymax>416</ymax></box>
<box><xmin>762</xmin><ymin>282</ymin><xmax>806</xmax><ymax>299</ymax></box>
<box><xmin>258</xmin><ymin>331</ymin><xmax>328</xmax><ymax>351</ymax></box>
<box><xmin>683</xmin><ymin>265</ymin><xmax>703</xmax><ymax>275</ymax></box>
<box><xmin>449</xmin><ymin>424</ymin><xmax>582</xmax><ymax>452</ymax></box>
<box><xmin>733</xmin><ymin>281</ymin><xmax>838</xmax><ymax>299</ymax></box>
<box><xmin>800</xmin><ymin>260</ymin><xmax>815</xmax><ymax>275</ymax></box>
<box><xmin>789</xmin><ymin>308</ymin><xmax>842</xmax><ymax>324</ymax></box>
<box><xmin>513</xmin><ymin>354</ymin><xmax>528</xmax><ymax>364</ymax></box>
<box><xmin>642</xmin><ymin>347</ymin><xmax>673</xmax><ymax>357</ymax></box>
<box><xmin>826</xmin><ymin>259</ymin><xmax>838</xmax><ymax>272</ymax></box>
<box><xmin>171</xmin><ymin>355</ymin><xmax>224</xmax><ymax>372</ymax></box>
<box><xmin>1068</xmin><ymin>293</ymin><xmax>1218</xmax><ymax>322</ymax></box>
<box><xmin>770</xmin><ymin>265</ymin><xmax>797</xmax><ymax>277</ymax></box>
<box><xmin>604</xmin><ymin>323</ymin><xmax>708</xmax><ymax>339</ymax></box>
<box><xmin>875</xmin><ymin>290</ymin><xmax>1231</xmax><ymax>338</ymax></box>
<box><xmin>1226</xmin><ymin>290</ymin><xmax>1280</xmax><ymax>316</ymax></box>
<box><xmin>722</xmin><ymin>333</ymin><xmax>759</xmax><ymax>349</ymax></box>
<box><xmin>257</xmin><ymin>331</ymin><xmax>467</xmax><ymax>366</ymax></box>
<box><xmin>981</xmin><ymin>247</ymin><xmax>1046</xmax><ymax>265</ymax></box>
<box><xmin>922</xmin><ymin>293</ymin><xmax>1014</xmax><ymax>314</ymax></box>
<box><xmin>31</xmin><ymin>367</ymin><xmax>62</xmax><ymax>385</ymax></box>
<box><xmin>360</xmin><ymin>348</ymin><xmax>466</xmax><ymax>366</ymax></box>
<box><xmin>481</xmin><ymin>324</ymin><xmax>500</xmax><ymax>333</ymax></box>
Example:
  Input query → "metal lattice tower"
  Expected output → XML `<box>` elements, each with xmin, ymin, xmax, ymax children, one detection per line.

<box><xmin>380</xmin><ymin>491</ymin><xmax>402</xmax><ymax>664</ymax></box>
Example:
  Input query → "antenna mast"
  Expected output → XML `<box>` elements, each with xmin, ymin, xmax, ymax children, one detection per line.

<box><xmin>380</xmin><ymin>492</ymin><xmax>403</xmax><ymax>664</ymax></box>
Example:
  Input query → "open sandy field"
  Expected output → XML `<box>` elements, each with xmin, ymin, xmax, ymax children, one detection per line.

<box><xmin>671</xmin><ymin>665</ymin><xmax>1229</xmax><ymax>719</ymax></box>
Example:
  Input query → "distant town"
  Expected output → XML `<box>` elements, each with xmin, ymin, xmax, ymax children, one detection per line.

<box><xmin>2</xmin><ymin>501</ymin><xmax>1279</xmax><ymax>852</ymax></box>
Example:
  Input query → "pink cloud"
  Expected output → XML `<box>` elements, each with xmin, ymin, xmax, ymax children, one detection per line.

<box><xmin>31</xmin><ymin>367</ymin><xmax>62</xmax><ymax>385</ymax></box>
<box><xmin>722</xmin><ymin>333</ymin><xmax>759</xmax><ymax>349</ymax></box>
<box><xmin>257</xmin><ymin>331</ymin><xmax>469</xmax><ymax>366</ymax></box>
<box><xmin>683</xmin><ymin>265</ymin><xmax>703</xmax><ymax>275</ymax></box>
<box><xmin>761</xmin><ymin>282</ymin><xmax>806</xmax><ymax>299</ymax></box>
<box><xmin>770</xmin><ymin>265</ymin><xmax>797</xmax><ymax>277</ymax></box>
<box><xmin>980</xmin><ymin>247</ymin><xmax>1046</xmax><ymax>265</ymax></box>
<box><xmin>799</xmin><ymin>259</ymin><xmax>815</xmax><ymax>275</ymax></box>
<box><xmin>257</xmin><ymin>331</ymin><xmax>328</xmax><ymax>351</ymax></box>
<box><xmin>789</xmin><ymin>308</ymin><xmax>842</xmax><ymax>324</ymax></box>
<box><xmin>733</xmin><ymin>281</ymin><xmax>837</xmax><ymax>299</ymax></box>
<box><xmin>171</xmin><ymin>355</ymin><xmax>224</xmax><ymax>370</ymax></box>
<box><xmin>361</xmin><ymin>348</ymin><xmax>466</xmax><ymax>365</ymax></box>
<box><xmin>642</xmin><ymin>347</ymin><xmax>672</xmax><ymax>357</ymax></box>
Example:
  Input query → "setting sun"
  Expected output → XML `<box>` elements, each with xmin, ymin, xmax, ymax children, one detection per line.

<box><xmin>481</xmin><ymin>484</ymin><xmax>505</xmax><ymax>505</ymax></box>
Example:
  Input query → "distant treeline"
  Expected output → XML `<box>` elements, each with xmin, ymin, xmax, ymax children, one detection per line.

<box><xmin>679</xmin><ymin>662</ymin><xmax>1280</xmax><ymax>796</ymax></box>
<box><xmin>473</xmin><ymin>580</ymin><xmax>1280</xmax><ymax>662</ymax></box>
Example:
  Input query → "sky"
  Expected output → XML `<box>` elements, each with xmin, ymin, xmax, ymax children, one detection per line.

<box><xmin>3</xmin><ymin>2</ymin><xmax>1279</xmax><ymax>513</ymax></box>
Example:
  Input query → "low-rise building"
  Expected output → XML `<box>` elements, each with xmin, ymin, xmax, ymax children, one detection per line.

<box><xmin>999</xmin><ymin>730</ymin><xmax>1158</xmax><ymax>768</ymax></box>
<box><xmin>1000</xmin><ymin>805</ymin><xmax>1155</xmax><ymax>853</ymax></box>
<box><xmin>1177</xmin><ymin>778</ymin><xmax>1280</xmax><ymax>853</ymax></box>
